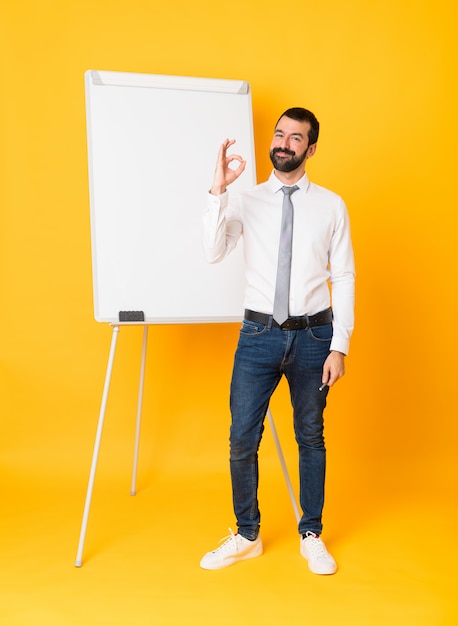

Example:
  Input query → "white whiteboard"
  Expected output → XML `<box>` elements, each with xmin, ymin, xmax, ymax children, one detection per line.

<box><xmin>85</xmin><ymin>70</ymin><xmax>256</xmax><ymax>323</ymax></box>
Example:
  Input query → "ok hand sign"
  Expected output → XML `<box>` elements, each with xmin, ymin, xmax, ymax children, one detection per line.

<box><xmin>210</xmin><ymin>139</ymin><xmax>246</xmax><ymax>196</ymax></box>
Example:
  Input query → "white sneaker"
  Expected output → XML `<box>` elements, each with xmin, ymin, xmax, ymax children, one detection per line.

<box><xmin>200</xmin><ymin>529</ymin><xmax>263</xmax><ymax>570</ymax></box>
<box><xmin>300</xmin><ymin>531</ymin><xmax>337</xmax><ymax>575</ymax></box>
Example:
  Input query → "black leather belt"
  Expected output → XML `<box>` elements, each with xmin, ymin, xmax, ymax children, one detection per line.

<box><xmin>244</xmin><ymin>308</ymin><xmax>333</xmax><ymax>330</ymax></box>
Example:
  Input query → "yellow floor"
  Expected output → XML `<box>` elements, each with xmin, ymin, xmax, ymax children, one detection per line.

<box><xmin>1</xmin><ymin>432</ymin><xmax>457</xmax><ymax>625</ymax></box>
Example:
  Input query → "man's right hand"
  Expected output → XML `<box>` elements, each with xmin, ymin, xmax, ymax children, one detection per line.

<box><xmin>210</xmin><ymin>139</ymin><xmax>246</xmax><ymax>195</ymax></box>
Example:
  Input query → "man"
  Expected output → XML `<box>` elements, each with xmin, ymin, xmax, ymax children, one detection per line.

<box><xmin>200</xmin><ymin>108</ymin><xmax>355</xmax><ymax>575</ymax></box>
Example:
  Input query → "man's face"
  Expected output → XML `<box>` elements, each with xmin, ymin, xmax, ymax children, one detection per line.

<box><xmin>269</xmin><ymin>116</ymin><xmax>313</xmax><ymax>173</ymax></box>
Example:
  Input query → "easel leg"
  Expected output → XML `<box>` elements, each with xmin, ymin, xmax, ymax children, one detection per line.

<box><xmin>75</xmin><ymin>325</ymin><xmax>120</xmax><ymax>567</ymax></box>
<box><xmin>267</xmin><ymin>407</ymin><xmax>301</xmax><ymax>524</ymax></box>
<box><xmin>130</xmin><ymin>325</ymin><xmax>148</xmax><ymax>496</ymax></box>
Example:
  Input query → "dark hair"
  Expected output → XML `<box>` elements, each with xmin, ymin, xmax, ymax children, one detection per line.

<box><xmin>276</xmin><ymin>107</ymin><xmax>320</xmax><ymax>146</ymax></box>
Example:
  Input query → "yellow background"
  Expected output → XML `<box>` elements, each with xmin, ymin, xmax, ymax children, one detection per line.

<box><xmin>1</xmin><ymin>0</ymin><xmax>457</xmax><ymax>624</ymax></box>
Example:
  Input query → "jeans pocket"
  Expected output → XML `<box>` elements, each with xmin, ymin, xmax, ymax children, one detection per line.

<box><xmin>240</xmin><ymin>320</ymin><xmax>267</xmax><ymax>336</ymax></box>
<box><xmin>309</xmin><ymin>322</ymin><xmax>333</xmax><ymax>343</ymax></box>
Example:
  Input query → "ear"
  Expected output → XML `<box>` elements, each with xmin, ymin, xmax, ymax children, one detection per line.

<box><xmin>307</xmin><ymin>143</ymin><xmax>317</xmax><ymax>158</ymax></box>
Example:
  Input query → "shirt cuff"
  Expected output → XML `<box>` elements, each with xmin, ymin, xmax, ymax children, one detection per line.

<box><xmin>207</xmin><ymin>190</ymin><xmax>228</xmax><ymax>210</ymax></box>
<box><xmin>330</xmin><ymin>336</ymin><xmax>349</xmax><ymax>356</ymax></box>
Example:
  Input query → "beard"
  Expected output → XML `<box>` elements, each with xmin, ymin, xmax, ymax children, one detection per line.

<box><xmin>269</xmin><ymin>146</ymin><xmax>308</xmax><ymax>172</ymax></box>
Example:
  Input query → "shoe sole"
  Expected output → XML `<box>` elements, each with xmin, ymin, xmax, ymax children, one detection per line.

<box><xmin>200</xmin><ymin>541</ymin><xmax>263</xmax><ymax>570</ymax></box>
<box><xmin>305</xmin><ymin>560</ymin><xmax>337</xmax><ymax>575</ymax></box>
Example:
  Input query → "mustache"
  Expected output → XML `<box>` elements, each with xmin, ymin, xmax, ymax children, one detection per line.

<box><xmin>272</xmin><ymin>147</ymin><xmax>296</xmax><ymax>157</ymax></box>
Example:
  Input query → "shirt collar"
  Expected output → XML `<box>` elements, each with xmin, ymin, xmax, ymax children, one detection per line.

<box><xmin>268</xmin><ymin>170</ymin><xmax>310</xmax><ymax>193</ymax></box>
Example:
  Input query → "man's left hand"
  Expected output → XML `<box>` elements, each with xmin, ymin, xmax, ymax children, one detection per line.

<box><xmin>322</xmin><ymin>351</ymin><xmax>346</xmax><ymax>387</ymax></box>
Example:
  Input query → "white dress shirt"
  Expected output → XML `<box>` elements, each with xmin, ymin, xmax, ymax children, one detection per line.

<box><xmin>203</xmin><ymin>171</ymin><xmax>355</xmax><ymax>355</ymax></box>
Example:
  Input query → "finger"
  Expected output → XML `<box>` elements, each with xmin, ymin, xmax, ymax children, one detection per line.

<box><xmin>215</xmin><ymin>141</ymin><xmax>234</xmax><ymax>170</ymax></box>
<box><xmin>321</xmin><ymin>366</ymin><xmax>331</xmax><ymax>386</ymax></box>
<box><xmin>328</xmin><ymin>368</ymin><xmax>344</xmax><ymax>387</ymax></box>
<box><xmin>226</xmin><ymin>154</ymin><xmax>245</xmax><ymax>166</ymax></box>
<box><xmin>227</xmin><ymin>158</ymin><xmax>246</xmax><ymax>180</ymax></box>
<box><xmin>233</xmin><ymin>160</ymin><xmax>247</xmax><ymax>176</ymax></box>
<box><xmin>218</xmin><ymin>142</ymin><xmax>228</xmax><ymax>160</ymax></box>
<box><xmin>220</xmin><ymin>138</ymin><xmax>236</xmax><ymax>155</ymax></box>
<box><xmin>327</xmin><ymin>372</ymin><xmax>337</xmax><ymax>387</ymax></box>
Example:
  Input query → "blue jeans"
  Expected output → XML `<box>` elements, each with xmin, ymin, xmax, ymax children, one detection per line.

<box><xmin>229</xmin><ymin>315</ymin><xmax>332</xmax><ymax>540</ymax></box>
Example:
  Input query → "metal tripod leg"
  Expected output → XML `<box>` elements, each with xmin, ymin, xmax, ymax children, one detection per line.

<box><xmin>267</xmin><ymin>407</ymin><xmax>301</xmax><ymax>523</ymax></box>
<box><xmin>130</xmin><ymin>325</ymin><xmax>148</xmax><ymax>496</ymax></box>
<box><xmin>75</xmin><ymin>325</ymin><xmax>120</xmax><ymax>567</ymax></box>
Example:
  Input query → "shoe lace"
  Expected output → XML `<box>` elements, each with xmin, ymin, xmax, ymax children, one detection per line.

<box><xmin>213</xmin><ymin>528</ymin><xmax>238</xmax><ymax>554</ymax></box>
<box><xmin>304</xmin><ymin>531</ymin><xmax>328</xmax><ymax>558</ymax></box>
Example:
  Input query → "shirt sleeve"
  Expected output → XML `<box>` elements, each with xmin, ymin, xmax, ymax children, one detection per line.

<box><xmin>202</xmin><ymin>191</ymin><xmax>243</xmax><ymax>264</ymax></box>
<box><xmin>328</xmin><ymin>199</ymin><xmax>355</xmax><ymax>355</ymax></box>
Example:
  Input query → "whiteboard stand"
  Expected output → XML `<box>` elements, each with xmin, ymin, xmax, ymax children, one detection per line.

<box><xmin>75</xmin><ymin>323</ymin><xmax>149</xmax><ymax>567</ymax></box>
<box><xmin>75</xmin><ymin>324</ymin><xmax>120</xmax><ymax>567</ymax></box>
<box><xmin>267</xmin><ymin>408</ymin><xmax>301</xmax><ymax>524</ymax></box>
<box><xmin>130</xmin><ymin>325</ymin><xmax>148</xmax><ymax>496</ymax></box>
<box><xmin>74</xmin><ymin>324</ymin><xmax>300</xmax><ymax>567</ymax></box>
